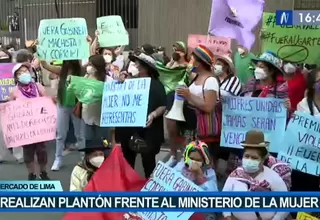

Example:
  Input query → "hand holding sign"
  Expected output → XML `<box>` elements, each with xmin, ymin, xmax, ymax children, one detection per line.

<box><xmin>0</xmin><ymin>97</ymin><xmax>57</xmax><ymax>148</ymax></box>
<box><xmin>37</xmin><ymin>18</ymin><xmax>89</xmax><ymax>61</ymax></box>
<box><xmin>96</xmin><ymin>15</ymin><xmax>129</xmax><ymax>47</ymax></box>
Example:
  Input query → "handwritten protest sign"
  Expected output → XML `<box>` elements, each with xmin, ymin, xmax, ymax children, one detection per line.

<box><xmin>0</xmin><ymin>63</ymin><xmax>15</xmax><ymax>101</ymax></box>
<box><xmin>97</xmin><ymin>15</ymin><xmax>129</xmax><ymax>47</ymax></box>
<box><xmin>220</xmin><ymin>96</ymin><xmax>287</xmax><ymax>153</ymax></box>
<box><xmin>297</xmin><ymin>212</ymin><xmax>320</xmax><ymax>220</ymax></box>
<box><xmin>0</xmin><ymin>97</ymin><xmax>57</xmax><ymax>148</ymax></box>
<box><xmin>278</xmin><ymin>112</ymin><xmax>320</xmax><ymax>176</ymax></box>
<box><xmin>262</xmin><ymin>12</ymin><xmax>320</xmax><ymax>64</ymax></box>
<box><xmin>37</xmin><ymin>18</ymin><xmax>89</xmax><ymax>61</ymax></box>
<box><xmin>100</xmin><ymin>78</ymin><xmax>151</xmax><ymax>127</ymax></box>
<box><xmin>188</xmin><ymin>34</ymin><xmax>231</xmax><ymax>56</ymax></box>
<box><xmin>137</xmin><ymin>161</ymin><xmax>203</xmax><ymax>220</ymax></box>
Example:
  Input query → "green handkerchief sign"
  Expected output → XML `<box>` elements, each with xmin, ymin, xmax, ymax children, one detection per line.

<box><xmin>97</xmin><ymin>15</ymin><xmax>129</xmax><ymax>47</ymax></box>
<box><xmin>68</xmin><ymin>76</ymin><xmax>104</xmax><ymax>104</ymax></box>
<box><xmin>37</xmin><ymin>18</ymin><xmax>90</xmax><ymax>61</ymax></box>
<box><xmin>157</xmin><ymin>62</ymin><xmax>187</xmax><ymax>95</ymax></box>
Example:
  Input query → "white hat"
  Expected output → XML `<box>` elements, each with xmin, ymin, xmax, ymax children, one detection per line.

<box><xmin>215</xmin><ymin>54</ymin><xmax>235</xmax><ymax>74</ymax></box>
<box><xmin>12</xmin><ymin>63</ymin><xmax>31</xmax><ymax>76</ymax></box>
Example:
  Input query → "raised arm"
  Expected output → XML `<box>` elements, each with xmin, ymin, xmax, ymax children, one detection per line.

<box><xmin>40</xmin><ymin>61</ymin><xmax>61</xmax><ymax>75</ymax></box>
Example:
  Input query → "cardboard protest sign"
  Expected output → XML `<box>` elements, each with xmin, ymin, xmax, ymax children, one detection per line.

<box><xmin>278</xmin><ymin>112</ymin><xmax>320</xmax><ymax>176</ymax></box>
<box><xmin>262</xmin><ymin>12</ymin><xmax>320</xmax><ymax>64</ymax></box>
<box><xmin>137</xmin><ymin>161</ymin><xmax>203</xmax><ymax>220</ymax></box>
<box><xmin>187</xmin><ymin>34</ymin><xmax>231</xmax><ymax>55</ymax></box>
<box><xmin>97</xmin><ymin>15</ymin><xmax>129</xmax><ymax>47</ymax></box>
<box><xmin>0</xmin><ymin>97</ymin><xmax>57</xmax><ymax>148</ymax></box>
<box><xmin>100</xmin><ymin>78</ymin><xmax>151</xmax><ymax>127</ymax></box>
<box><xmin>297</xmin><ymin>212</ymin><xmax>320</xmax><ymax>220</ymax></box>
<box><xmin>0</xmin><ymin>63</ymin><xmax>15</xmax><ymax>101</ymax></box>
<box><xmin>37</xmin><ymin>18</ymin><xmax>89</xmax><ymax>61</ymax></box>
<box><xmin>220</xmin><ymin>96</ymin><xmax>287</xmax><ymax>153</ymax></box>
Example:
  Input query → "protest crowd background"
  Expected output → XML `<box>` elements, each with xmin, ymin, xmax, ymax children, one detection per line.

<box><xmin>0</xmin><ymin>0</ymin><xmax>319</xmax><ymax>220</ymax></box>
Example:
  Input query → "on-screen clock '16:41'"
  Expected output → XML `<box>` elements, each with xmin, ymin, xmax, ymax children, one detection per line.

<box><xmin>275</xmin><ymin>10</ymin><xmax>320</xmax><ymax>25</ymax></box>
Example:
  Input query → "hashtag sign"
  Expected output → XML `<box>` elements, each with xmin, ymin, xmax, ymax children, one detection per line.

<box><xmin>265</xmin><ymin>15</ymin><xmax>276</xmax><ymax>28</ymax></box>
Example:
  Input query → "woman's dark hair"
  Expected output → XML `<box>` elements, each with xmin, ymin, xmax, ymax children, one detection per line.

<box><xmin>89</xmin><ymin>55</ymin><xmax>106</xmax><ymax>82</ymax></box>
<box><xmin>98</xmin><ymin>47</ymin><xmax>116</xmax><ymax>63</ymax></box>
<box><xmin>218</xmin><ymin>58</ymin><xmax>232</xmax><ymax>75</ymax></box>
<box><xmin>193</xmin><ymin>54</ymin><xmax>211</xmax><ymax>71</ymax></box>
<box><xmin>57</xmin><ymin>60</ymin><xmax>82</xmax><ymax>103</ymax></box>
<box><xmin>306</xmin><ymin>68</ymin><xmax>320</xmax><ymax>115</ymax></box>
<box><xmin>244</xmin><ymin>147</ymin><xmax>268</xmax><ymax>159</ymax></box>
<box><xmin>16</xmin><ymin>49</ymin><xmax>33</xmax><ymax>62</ymax></box>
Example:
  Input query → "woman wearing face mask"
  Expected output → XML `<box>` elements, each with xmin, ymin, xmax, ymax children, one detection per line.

<box><xmin>41</xmin><ymin>60</ymin><xmax>85</xmax><ymax>171</ymax></box>
<box><xmin>223</xmin><ymin>130</ymin><xmax>290</xmax><ymax>220</ymax></box>
<box><xmin>282</xmin><ymin>62</ymin><xmax>306</xmax><ymax>112</ymax></box>
<box><xmin>241</xmin><ymin>52</ymin><xmax>290</xmax><ymax>109</ymax></box>
<box><xmin>82</xmin><ymin>55</ymin><xmax>112</xmax><ymax>141</ymax></box>
<box><xmin>213</xmin><ymin>55</ymin><xmax>242</xmax><ymax>176</ymax></box>
<box><xmin>114</xmin><ymin>53</ymin><xmax>166</xmax><ymax>178</ymax></box>
<box><xmin>214</xmin><ymin>54</ymin><xmax>242</xmax><ymax>97</ymax></box>
<box><xmin>9</xmin><ymin>63</ymin><xmax>50</xmax><ymax>180</ymax></box>
<box><xmin>175</xmin><ymin>45</ymin><xmax>220</xmax><ymax>168</ymax></box>
<box><xmin>166</xmin><ymin>41</ymin><xmax>188</xmax><ymax>69</ymax></box>
<box><xmin>173</xmin><ymin>140</ymin><xmax>218</xmax><ymax>191</ymax></box>
<box><xmin>69</xmin><ymin>140</ymin><xmax>110</xmax><ymax>191</ymax></box>
<box><xmin>293</xmin><ymin>69</ymin><xmax>320</xmax><ymax>217</ymax></box>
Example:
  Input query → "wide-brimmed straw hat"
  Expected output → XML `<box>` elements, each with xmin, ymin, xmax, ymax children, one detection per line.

<box><xmin>129</xmin><ymin>52</ymin><xmax>159</xmax><ymax>77</ymax></box>
<box><xmin>192</xmin><ymin>44</ymin><xmax>214</xmax><ymax>67</ymax></box>
<box><xmin>215</xmin><ymin>54</ymin><xmax>235</xmax><ymax>74</ymax></box>
<box><xmin>240</xmin><ymin>130</ymin><xmax>270</xmax><ymax>148</ymax></box>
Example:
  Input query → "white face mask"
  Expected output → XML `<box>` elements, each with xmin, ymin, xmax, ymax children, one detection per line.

<box><xmin>187</xmin><ymin>159</ymin><xmax>202</xmax><ymax>171</ymax></box>
<box><xmin>283</xmin><ymin>63</ymin><xmax>296</xmax><ymax>74</ymax></box>
<box><xmin>86</xmin><ymin>65</ymin><xmax>95</xmax><ymax>74</ymax></box>
<box><xmin>128</xmin><ymin>62</ymin><xmax>139</xmax><ymax>76</ymax></box>
<box><xmin>89</xmin><ymin>156</ymin><xmax>104</xmax><ymax>168</ymax></box>
<box><xmin>254</xmin><ymin>67</ymin><xmax>267</xmax><ymax>80</ymax></box>
<box><xmin>242</xmin><ymin>158</ymin><xmax>260</xmax><ymax>173</ymax></box>
<box><xmin>103</xmin><ymin>55</ymin><xmax>112</xmax><ymax>63</ymax></box>
<box><xmin>238</xmin><ymin>48</ymin><xmax>245</xmax><ymax>55</ymax></box>
<box><xmin>214</xmin><ymin>64</ymin><xmax>223</xmax><ymax>76</ymax></box>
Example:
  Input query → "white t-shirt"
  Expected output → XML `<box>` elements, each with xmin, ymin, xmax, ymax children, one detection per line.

<box><xmin>297</xmin><ymin>97</ymin><xmax>320</xmax><ymax>117</ymax></box>
<box><xmin>189</xmin><ymin>76</ymin><xmax>219</xmax><ymax>98</ymax></box>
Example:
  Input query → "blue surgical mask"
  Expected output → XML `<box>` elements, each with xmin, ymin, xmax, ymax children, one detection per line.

<box><xmin>242</xmin><ymin>158</ymin><xmax>260</xmax><ymax>173</ymax></box>
<box><xmin>18</xmin><ymin>72</ymin><xmax>32</xmax><ymax>84</ymax></box>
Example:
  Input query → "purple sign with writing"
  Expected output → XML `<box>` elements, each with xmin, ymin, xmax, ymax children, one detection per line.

<box><xmin>0</xmin><ymin>63</ymin><xmax>15</xmax><ymax>101</ymax></box>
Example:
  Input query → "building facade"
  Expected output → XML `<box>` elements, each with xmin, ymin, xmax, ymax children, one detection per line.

<box><xmin>0</xmin><ymin>0</ymin><xmax>318</xmax><ymax>53</ymax></box>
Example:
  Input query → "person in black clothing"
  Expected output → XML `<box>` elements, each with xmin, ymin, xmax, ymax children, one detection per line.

<box><xmin>115</xmin><ymin>52</ymin><xmax>166</xmax><ymax>178</ymax></box>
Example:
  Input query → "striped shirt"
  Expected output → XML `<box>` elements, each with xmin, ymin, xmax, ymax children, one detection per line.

<box><xmin>219</xmin><ymin>75</ymin><xmax>242</xmax><ymax>96</ymax></box>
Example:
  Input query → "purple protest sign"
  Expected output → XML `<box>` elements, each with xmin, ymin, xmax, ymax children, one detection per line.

<box><xmin>0</xmin><ymin>63</ymin><xmax>15</xmax><ymax>101</ymax></box>
<box><xmin>0</xmin><ymin>63</ymin><xmax>15</xmax><ymax>79</ymax></box>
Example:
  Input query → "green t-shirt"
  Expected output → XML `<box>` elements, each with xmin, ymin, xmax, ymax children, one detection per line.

<box><xmin>61</xmin><ymin>84</ymin><xmax>76</xmax><ymax>107</ymax></box>
<box><xmin>234</xmin><ymin>52</ymin><xmax>256</xmax><ymax>85</ymax></box>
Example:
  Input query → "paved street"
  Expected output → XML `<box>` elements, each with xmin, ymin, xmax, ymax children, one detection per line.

<box><xmin>0</xmin><ymin>140</ymin><xmax>171</xmax><ymax>220</ymax></box>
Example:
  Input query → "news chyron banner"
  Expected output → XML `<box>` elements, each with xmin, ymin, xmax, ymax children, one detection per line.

<box><xmin>0</xmin><ymin>181</ymin><xmax>62</xmax><ymax>192</ymax></box>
